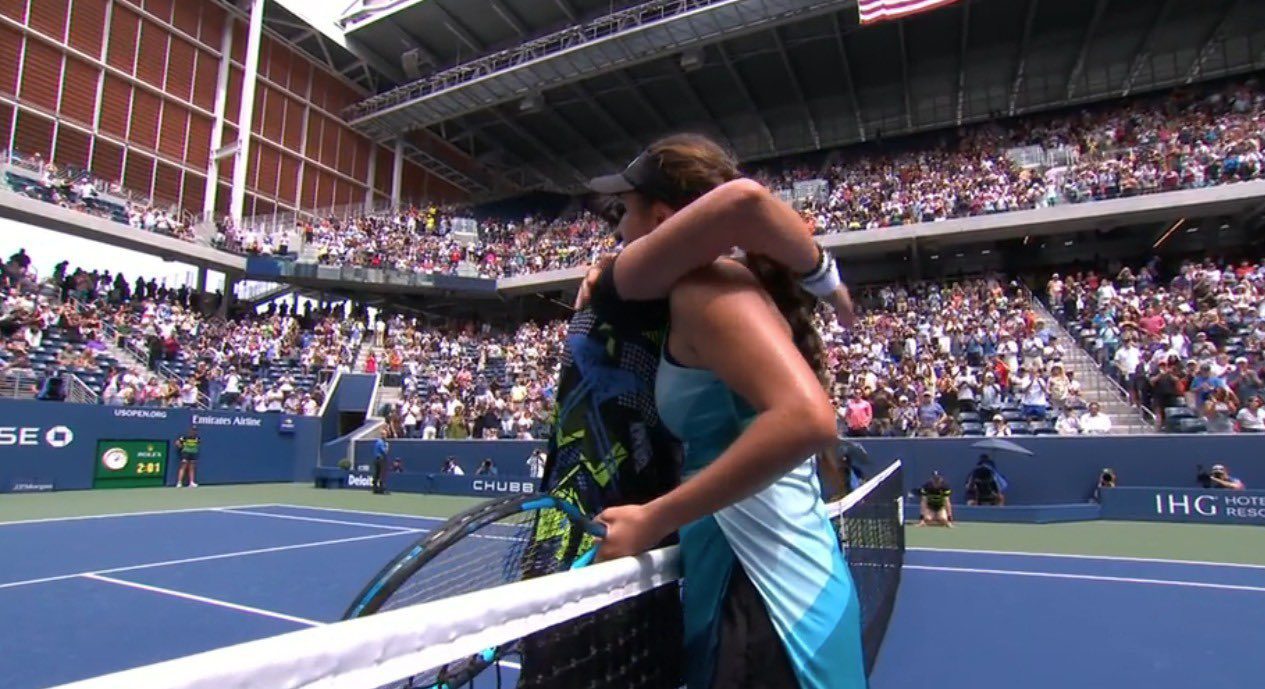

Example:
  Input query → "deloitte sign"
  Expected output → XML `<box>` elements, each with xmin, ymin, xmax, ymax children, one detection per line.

<box><xmin>346</xmin><ymin>473</ymin><xmax>374</xmax><ymax>488</ymax></box>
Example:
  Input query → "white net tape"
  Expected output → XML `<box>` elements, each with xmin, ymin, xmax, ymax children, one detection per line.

<box><xmin>47</xmin><ymin>547</ymin><xmax>680</xmax><ymax>689</ymax></box>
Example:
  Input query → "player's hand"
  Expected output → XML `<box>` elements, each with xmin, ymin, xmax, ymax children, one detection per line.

<box><xmin>828</xmin><ymin>283</ymin><xmax>856</xmax><ymax>328</ymax></box>
<box><xmin>594</xmin><ymin>504</ymin><xmax>669</xmax><ymax>562</ymax></box>
<box><xmin>574</xmin><ymin>253</ymin><xmax>618</xmax><ymax>310</ymax></box>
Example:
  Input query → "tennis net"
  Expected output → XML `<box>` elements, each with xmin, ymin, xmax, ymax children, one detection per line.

<box><xmin>49</xmin><ymin>460</ymin><xmax>903</xmax><ymax>689</ymax></box>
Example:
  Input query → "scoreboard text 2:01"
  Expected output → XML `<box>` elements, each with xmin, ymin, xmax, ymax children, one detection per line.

<box><xmin>94</xmin><ymin>440</ymin><xmax>170</xmax><ymax>489</ymax></box>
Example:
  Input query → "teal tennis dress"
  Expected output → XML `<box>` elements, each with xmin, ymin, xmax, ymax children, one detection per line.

<box><xmin>657</xmin><ymin>350</ymin><xmax>867</xmax><ymax>689</ymax></box>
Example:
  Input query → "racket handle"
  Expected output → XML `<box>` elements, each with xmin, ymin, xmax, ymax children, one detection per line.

<box><xmin>571</xmin><ymin>547</ymin><xmax>599</xmax><ymax>569</ymax></box>
<box><xmin>522</xmin><ymin>495</ymin><xmax>608</xmax><ymax>537</ymax></box>
<box><xmin>550</xmin><ymin>496</ymin><xmax>608</xmax><ymax>538</ymax></box>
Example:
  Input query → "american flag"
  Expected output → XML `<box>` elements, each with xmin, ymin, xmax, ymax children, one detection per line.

<box><xmin>858</xmin><ymin>0</ymin><xmax>961</xmax><ymax>24</ymax></box>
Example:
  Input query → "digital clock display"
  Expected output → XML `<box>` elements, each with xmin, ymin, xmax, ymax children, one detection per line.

<box><xmin>94</xmin><ymin>440</ymin><xmax>170</xmax><ymax>488</ymax></box>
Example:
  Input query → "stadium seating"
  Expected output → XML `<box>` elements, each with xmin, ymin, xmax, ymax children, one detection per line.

<box><xmin>5</xmin><ymin>78</ymin><xmax>1262</xmax><ymax>281</ymax></box>
<box><xmin>2</xmin><ymin>252</ymin><xmax>346</xmax><ymax>414</ymax></box>
<box><xmin>1052</xmin><ymin>258</ymin><xmax>1265</xmax><ymax>434</ymax></box>
<box><xmin>285</xmin><ymin>77</ymin><xmax>1265</xmax><ymax>279</ymax></box>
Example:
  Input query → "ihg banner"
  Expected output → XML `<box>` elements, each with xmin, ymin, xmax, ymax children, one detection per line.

<box><xmin>1100</xmin><ymin>487</ymin><xmax>1265</xmax><ymax>525</ymax></box>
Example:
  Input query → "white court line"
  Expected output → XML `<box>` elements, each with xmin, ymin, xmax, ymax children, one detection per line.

<box><xmin>215</xmin><ymin>508</ymin><xmax>418</xmax><ymax>532</ymax></box>
<box><xmin>0</xmin><ymin>529</ymin><xmax>424</xmax><ymax>591</ymax></box>
<box><xmin>83</xmin><ymin>573</ymin><xmax>324</xmax><ymax>627</ymax></box>
<box><xmin>910</xmin><ymin>547</ymin><xmax>1265</xmax><ymax>571</ymax></box>
<box><xmin>905</xmin><ymin>564</ymin><xmax>1265</xmax><ymax>593</ymax></box>
<box><xmin>272</xmin><ymin>504</ymin><xmax>451</xmax><ymax>523</ymax></box>
<box><xmin>0</xmin><ymin>504</ymin><xmax>280</xmax><ymax>528</ymax></box>
<box><xmin>275</xmin><ymin>505</ymin><xmax>522</xmax><ymax>542</ymax></box>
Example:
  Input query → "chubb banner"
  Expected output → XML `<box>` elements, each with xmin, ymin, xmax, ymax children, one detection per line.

<box><xmin>1100</xmin><ymin>487</ymin><xmax>1265</xmax><ymax>525</ymax></box>
<box><xmin>340</xmin><ymin>472</ymin><xmax>537</xmax><ymax>497</ymax></box>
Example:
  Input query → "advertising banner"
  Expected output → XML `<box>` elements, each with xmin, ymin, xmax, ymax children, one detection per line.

<box><xmin>93</xmin><ymin>440</ymin><xmax>169</xmax><ymax>489</ymax></box>
<box><xmin>1099</xmin><ymin>487</ymin><xmax>1265</xmax><ymax>525</ymax></box>
<box><xmin>337</xmin><ymin>471</ymin><xmax>538</xmax><ymax>497</ymax></box>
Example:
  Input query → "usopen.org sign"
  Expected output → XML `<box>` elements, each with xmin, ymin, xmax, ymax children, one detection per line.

<box><xmin>1100</xmin><ymin>487</ymin><xmax>1265</xmax><ymax>525</ymax></box>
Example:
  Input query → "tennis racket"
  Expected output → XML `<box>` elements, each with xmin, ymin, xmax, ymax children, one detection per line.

<box><xmin>343</xmin><ymin>493</ymin><xmax>607</xmax><ymax>688</ymax></box>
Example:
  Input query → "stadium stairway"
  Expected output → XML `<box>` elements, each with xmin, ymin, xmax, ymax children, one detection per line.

<box><xmin>99</xmin><ymin>328</ymin><xmax>150</xmax><ymax>374</ymax></box>
<box><xmin>373</xmin><ymin>379</ymin><xmax>401</xmax><ymax>416</ymax></box>
<box><xmin>1028</xmin><ymin>298</ymin><xmax>1152</xmax><ymax>434</ymax></box>
<box><xmin>354</xmin><ymin>342</ymin><xmax>374</xmax><ymax>371</ymax></box>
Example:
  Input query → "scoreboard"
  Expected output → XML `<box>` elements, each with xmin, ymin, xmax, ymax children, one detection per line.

<box><xmin>94</xmin><ymin>440</ymin><xmax>169</xmax><ymax>489</ymax></box>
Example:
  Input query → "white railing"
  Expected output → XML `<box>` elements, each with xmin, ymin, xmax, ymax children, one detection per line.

<box><xmin>63</xmin><ymin>373</ymin><xmax>100</xmax><ymax>405</ymax></box>
<box><xmin>0</xmin><ymin>371</ymin><xmax>39</xmax><ymax>399</ymax></box>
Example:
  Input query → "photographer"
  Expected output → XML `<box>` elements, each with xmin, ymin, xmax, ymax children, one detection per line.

<box><xmin>1094</xmin><ymin>467</ymin><xmax>1116</xmax><ymax>502</ymax></box>
<box><xmin>965</xmin><ymin>456</ymin><xmax>1007</xmax><ymax>506</ymax></box>
<box><xmin>1198</xmin><ymin>463</ymin><xmax>1245</xmax><ymax>490</ymax></box>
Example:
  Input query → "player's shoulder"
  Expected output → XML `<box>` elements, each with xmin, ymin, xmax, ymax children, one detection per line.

<box><xmin>670</xmin><ymin>258</ymin><xmax>762</xmax><ymax>309</ymax></box>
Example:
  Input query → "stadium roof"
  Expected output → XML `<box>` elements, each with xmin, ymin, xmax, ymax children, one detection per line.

<box><xmin>298</xmin><ymin>0</ymin><xmax>1265</xmax><ymax>196</ymax></box>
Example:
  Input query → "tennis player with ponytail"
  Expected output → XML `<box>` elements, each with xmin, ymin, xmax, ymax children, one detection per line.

<box><xmin>589</xmin><ymin>135</ymin><xmax>866</xmax><ymax>689</ymax></box>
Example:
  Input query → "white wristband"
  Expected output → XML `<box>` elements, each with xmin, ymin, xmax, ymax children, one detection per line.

<box><xmin>799</xmin><ymin>254</ymin><xmax>841</xmax><ymax>298</ymax></box>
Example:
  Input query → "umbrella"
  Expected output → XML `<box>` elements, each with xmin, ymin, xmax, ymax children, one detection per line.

<box><xmin>970</xmin><ymin>438</ymin><xmax>1034</xmax><ymax>457</ymax></box>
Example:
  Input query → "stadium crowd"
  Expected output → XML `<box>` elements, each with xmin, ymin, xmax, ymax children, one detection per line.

<box><xmin>298</xmin><ymin>206</ymin><xmax>615</xmax><ymax>279</ymax></box>
<box><xmin>3</xmin><ymin>151</ymin><xmax>199</xmax><ymax>242</ymax></box>
<box><xmin>7</xmin><ymin>79</ymin><xmax>1261</xmax><ymax>280</ymax></box>
<box><xmin>15</xmin><ymin>242</ymin><xmax>1265</xmax><ymax>436</ymax></box>
<box><xmin>295</xmin><ymin>76</ymin><xmax>1265</xmax><ymax>277</ymax></box>
<box><xmin>372</xmin><ymin>316</ymin><xmax>564</xmax><ymax>440</ymax></box>
<box><xmin>799</xmin><ymin>78</ymin><xmax>1264</xmax><ymax>232</ymax></box>
<box><xmin>1</xmin><ymin>249</ymin><xmax>344</xmax><ymax>414</ymax></box>
<box><xmin>820</xmin><ymin>278</ymin><xmax>1104</xmax><ymax>438</ymax></box>
<box><xmin>1051</xmin><ymin>257</ymin><xmax>1265</xmax><ymax>433</ymax></box>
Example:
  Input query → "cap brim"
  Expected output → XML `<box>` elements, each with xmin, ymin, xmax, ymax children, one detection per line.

<box><xmin>587</xmin><ymin>173</ymin><xmax>635</xmax><ymax>195</ymax></box>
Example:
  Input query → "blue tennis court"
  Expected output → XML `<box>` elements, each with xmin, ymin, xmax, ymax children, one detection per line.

<box><xmin>1</xmin><ymin>504</ymin><xmax>1260</xmax><ymax>689</ymax></box>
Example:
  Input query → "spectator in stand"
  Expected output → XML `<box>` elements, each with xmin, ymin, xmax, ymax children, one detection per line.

<box><xmin>1203</xmin><ymin>387</ymin><xmax>1239</xmax><ymax>433</ymax></box>
<box><xmin>1235</xmin><ymin>395</ymin><xmax>1265</xmax><ymax>432</ymax></box>
<box><xmin>1148</xmin><ymin>358</ymin><xmax>1185</xmax><ymax>430</ymax></box>
<box><xmin>985</xmin><ymin>414</ymin><xmax>1011</xmax><ymax>437</ymax></box>
<box><xmin>1080</xmin><ymin>402</ymin><xmax>1113</xmax><ymax>434</ymax></box>
<box><xmin>915</xmin><ymin>391</ymin><xmax>947</xmax><ymax>437</ymax></box>
<box><xmin>840</xmin><ymin>389</ymin><xmax>873</xmax><ymax>437</ymax></box>
<box><xmin>1055</xmin><ymin>410</ymin><xmax>1082</xmax><ymax>435</ymax></box>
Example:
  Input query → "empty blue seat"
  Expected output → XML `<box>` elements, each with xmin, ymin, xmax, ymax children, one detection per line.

<box><xmin>1172</xmin><ymin>417</ymin><xmax>1207</xmax><ymax>434</ymax></box>
<box><xmin>1165</xmin><ymin>406</ymin><xmax>1196</xmax><ymax>421</ymax></box>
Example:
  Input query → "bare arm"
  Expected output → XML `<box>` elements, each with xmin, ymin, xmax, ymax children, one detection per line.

<box><xmin>612</xmin><ymin>179</ymin><xmax>822</xmax><ymax>300</ymax></box>
<box><xmin>818</xmin><ymin>441</ymin><xmax>848</xmax><ymax>502</ymax></box>
<box><xmin>642</xmin><ymin>262</ymin><xmax>837</xmax><ymax>533</ymax></box>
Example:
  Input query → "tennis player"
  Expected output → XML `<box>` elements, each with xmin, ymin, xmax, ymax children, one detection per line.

<box><xmin>518</xmin><ymin>138</ymin><xmax>853</xmax><ymax>688</ymax></box>
<box><xmin>175</xmin><ymin>426</ymin><xmax>199</xmax><ymax>488</ymax></box>
<box><xmin>591</xmin><ymin>134</ymin><xmax>866</xmax><ymax>689</ymax></box>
